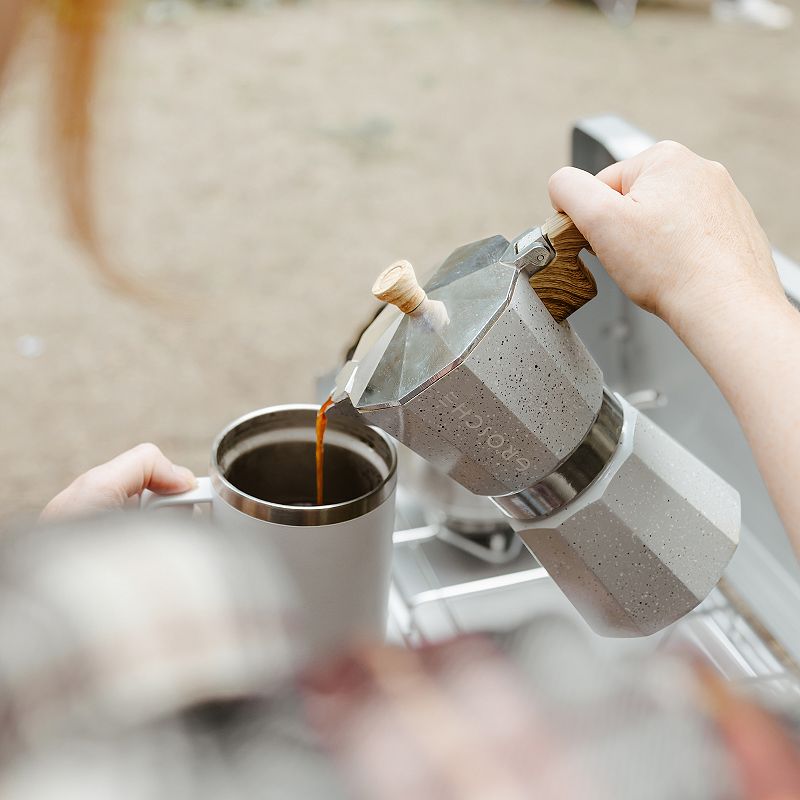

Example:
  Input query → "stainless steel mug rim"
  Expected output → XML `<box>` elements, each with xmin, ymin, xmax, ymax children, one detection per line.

<box><xmin>209</xmin><ymin>404</ymin><xmax>398</xmax><ymax>526</ymax></box>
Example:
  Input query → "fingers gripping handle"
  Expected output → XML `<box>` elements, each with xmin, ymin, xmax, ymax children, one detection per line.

<box><xmin>140</xmin><ymin>476</ymin><xmax>214</xmax><ymax>511</ymax></box>
<box><xmin>531</xmin><ymin>212</ymin><xmax>597</xmax><ymax>323</ymax></box>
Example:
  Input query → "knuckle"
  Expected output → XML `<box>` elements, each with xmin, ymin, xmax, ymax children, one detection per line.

<box><xmin>547</xmin><ymin>166</ymin><xmax>571</xmax><ymax>191</ymax></box>
<box><xmin>74</xmin><ymin>469</ymin><xmax>103</xmax><ymax>493</ymax></box>
<box><xmin>706</xmin><ymin>159</ymin><xmax>730</xmax><ymax>179</ymax></box>
<box><xmin>654</xmin><ymin>140</ymin><xmax>688</xmax><ymax>159</ymax></box>
<box><xmin>133</xmin><ymin>442</ymin><xmax>162</xmax><ymax>460</ymax></box>
<box><xmin>549</xmin><ymin>165</ymin><xmax>571</xmax><ymax>181</ymax></box>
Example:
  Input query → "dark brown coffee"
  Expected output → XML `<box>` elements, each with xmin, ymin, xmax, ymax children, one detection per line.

<box><xmin>316</xmin><ymin>395</ymin><xmax>334</xmax><ymax>505</ymax></box>
<box><xmin>224</xmin><ymin>440</ymin><xmax>382</xmax><ymax>508</ymax></box>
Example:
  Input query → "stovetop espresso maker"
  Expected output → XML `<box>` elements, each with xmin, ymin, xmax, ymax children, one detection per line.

<box><xmin>333</xmin><ymin>213</ymin><xmax>740</xmax><ymax>636</ymax></box>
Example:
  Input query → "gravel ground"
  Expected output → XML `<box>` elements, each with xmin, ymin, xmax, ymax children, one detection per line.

<box><xmin>0</xmin><ymin>0</ymin><xmax>798</xmax><ymax>518</ymax></box>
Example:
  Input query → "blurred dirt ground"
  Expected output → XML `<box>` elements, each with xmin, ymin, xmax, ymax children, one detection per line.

<box><xmin>0</xmin><ymin>0</ymin><xmax>798</xmax><ymax>518</ymax></box>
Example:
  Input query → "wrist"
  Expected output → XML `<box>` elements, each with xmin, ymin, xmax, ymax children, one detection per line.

<box><xmin>667</xmin><ymin>281</ymin><xmax>793</xmax><ymax>371</ymax></box>
<box><xmin>661</xmin><ymin>275</ymin><xmax>788</xmax><ymax>351</ymax></box>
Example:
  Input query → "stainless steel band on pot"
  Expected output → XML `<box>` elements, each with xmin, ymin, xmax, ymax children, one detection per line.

<box><xmin>210</xmin><ymin>405</ymin><xmax>397</xmax><ymax>526</ymax></box>
<box><xmin>493</xmin><ymin>390</ymin><xmax>624</xmax><ymax>520</ymax></box>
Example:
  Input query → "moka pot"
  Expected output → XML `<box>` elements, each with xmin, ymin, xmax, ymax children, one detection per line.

<box><xmin>333</xmin><ymin>214</ymin><xmax>740</xmax><ymax>636</ymax></box>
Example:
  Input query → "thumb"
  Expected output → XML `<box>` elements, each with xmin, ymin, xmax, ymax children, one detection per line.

<box><xmin>40</xmin><ymin>444</ymin><xmax>197</xmax><ymax>522</ymax></box>
<box><xmin>548</xmin><ymin>166</ymin><xmax>625</xmax><ymax>243</ymax></box>
<box><xmin>104</xmin><ymin>443</ymin><xmax>198</xmax><ymax>499</ymax></box>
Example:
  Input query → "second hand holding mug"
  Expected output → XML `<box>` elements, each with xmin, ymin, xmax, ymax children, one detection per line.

<box><xmin>143</xmin><ymin>405</ymin><xmax>397</xmax><ymax>659</ymax></box>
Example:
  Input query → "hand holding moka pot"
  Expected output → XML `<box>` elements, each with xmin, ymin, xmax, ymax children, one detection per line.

<box><xmin>333</xmin><ymin>213</ymin><xmax>740</xmax><ymax>637</ymax></box>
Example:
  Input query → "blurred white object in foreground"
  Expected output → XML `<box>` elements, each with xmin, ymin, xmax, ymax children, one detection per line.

<box><xmin>0</xmin><ymin>515</ymin><xmax>297</xmax><ymax>745</ymax></box>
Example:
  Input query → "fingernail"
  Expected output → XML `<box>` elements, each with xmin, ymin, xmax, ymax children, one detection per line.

<box><xmin>173</xmin><ymin>465</ymin><xmax>197</xmax><ymax>488</ymax></box>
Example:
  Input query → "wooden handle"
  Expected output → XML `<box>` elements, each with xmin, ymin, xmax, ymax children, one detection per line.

<box><xmin>530</xmin><ymin>212</ymin><xmax>597</xmax><ymax>323</ymax></box>
<box><xmin>372</xmin><ymin>260</ymin><xmax>426</xmax><ymax>313</ymax></box>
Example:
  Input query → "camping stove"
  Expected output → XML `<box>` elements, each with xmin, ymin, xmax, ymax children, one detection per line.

<box><xmin>397</xmin><ymin>443</ymin><xmax>522</xmax><ymax>565</ymax></box>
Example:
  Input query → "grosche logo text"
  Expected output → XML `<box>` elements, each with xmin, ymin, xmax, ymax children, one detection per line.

<box><xmin>438</xmin><ymin>391</ymin><xmax>531</xmax><ymax>472</ymax></box>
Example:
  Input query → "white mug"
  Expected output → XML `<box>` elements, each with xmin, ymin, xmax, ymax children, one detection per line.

<box><xmin>143</xmin><ymin>404</ymin><xmax>397</xmax><ymax>659</ymax></box>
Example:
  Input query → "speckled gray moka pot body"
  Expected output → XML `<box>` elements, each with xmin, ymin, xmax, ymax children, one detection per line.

<box><xmin>510</xmin><ymin>397</ymin><xmax>740</xmax><ymax>636</ymax></box>
<box><xmin>365</xmin><ymin>280</ymin><xmax>603</xmax><ymax>496</ymax></box>
<box><xmin>335</xmin><ymin>233</ymin><xmax>740</xmax><ymax>637</ymax></box>
<box><xmin>340</xmin><ymin>235</ymin><xmax>605</xmax><ymax>496</ymax></box>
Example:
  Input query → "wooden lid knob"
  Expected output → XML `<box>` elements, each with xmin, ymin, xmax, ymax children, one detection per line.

<box><xmin>372</xmin><ymin>260</ymin><xmax>426</xmax><ymax>314</ymax></box>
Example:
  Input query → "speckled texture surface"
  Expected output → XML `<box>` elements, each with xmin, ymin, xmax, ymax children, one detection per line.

<box><xmin>515</xmin><ymin>402</ymin><xmax>740</xmax><ymax>637</ymax></box>
<box><xmin>363</xmin><ymin>278</ymin><xmax>603</xmax><ymax>495</ymax></box>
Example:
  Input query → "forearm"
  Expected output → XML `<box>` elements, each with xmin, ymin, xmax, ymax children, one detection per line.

<box><xmin>675</xmin><ymin>290</ymin><xmax>800</xmax><ymax>554</ymax></box>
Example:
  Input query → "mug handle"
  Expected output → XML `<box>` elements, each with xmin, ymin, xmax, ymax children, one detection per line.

<box><xmin>140</xmin><ymin>476</ymin><xmax>214</xmax><ymax>511</ymax></box>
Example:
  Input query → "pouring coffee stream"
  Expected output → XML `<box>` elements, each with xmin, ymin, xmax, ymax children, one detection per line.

<box><xmin>316</xmin><ymin>396</ymin><xmax>335</xmax><ymax>506</ymax></box>
<box><xmin>316</xmin><ymin>261</ymin><xmax>446</xmax><ymax>506</ymax></box>
<box><xmin>328</xmin><ymin>211</ymin><xmax>741</xmax><ymax>637</ymax></box>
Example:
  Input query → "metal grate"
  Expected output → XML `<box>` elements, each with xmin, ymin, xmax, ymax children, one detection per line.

<box><xmin>388</xmin><ymin>493</ymin><xmax>800</xmax><ymax>716</ymax></box>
